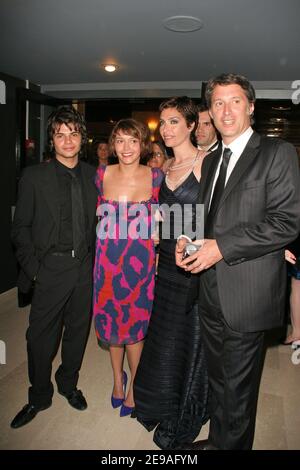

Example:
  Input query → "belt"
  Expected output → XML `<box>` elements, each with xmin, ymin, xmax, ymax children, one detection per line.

<box><xmin>50</xmin><ymin>247</ymin><xmax>91</xmax><ymax>258</ymax></box>
<box><xmin>50</xmin><ymin>250</ymin><xmax>75</xmax><ymax>257</ymax></box>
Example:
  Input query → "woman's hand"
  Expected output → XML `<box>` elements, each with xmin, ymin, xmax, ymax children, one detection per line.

<box><xmin>151</xmin><ymin>232</ymin><xmax>160</xmax><ymax>246</ymax></box>
<box><xmin>285</xmin><ymin>249</ymin><xmax>296</xmax><ymax>264</ymax></box>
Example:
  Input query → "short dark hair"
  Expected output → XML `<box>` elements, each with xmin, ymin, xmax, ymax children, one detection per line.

<box><xmin>152</xmin><ymin>140</ymin><xmax>167</xmax><ymax>156</ymax></box>
<box><xmin>196</xmin><ymin>102</ymin><xmax>219</xmax><ymax>137</ymax></box>
<box><xmin>109</xmin><ymin>118</ymin><xmax>151</xmax><ymax>158</ymax></box>
<box><xmin>47</xmin><ymin>106</ymin><xmax>87</xmax><ymax>154</ymax></box>
<box><xmin>159</xmin><ymin>96</ymin><xmax>198</xmax><ymax>145</ymax></box>
<box><xmin>197</xmin><ymin>103</ymin><xmax>209</xmax><ymax>113</ymax></box>
<box><xmin>205</xmin><ymin>73</ymin><xmax>256</xmax><ymax>108</ymax></box>
<box><xmin>96</xmin><ymin>139</ymin><xmax>108</xmax><ymax>146</ymax></box>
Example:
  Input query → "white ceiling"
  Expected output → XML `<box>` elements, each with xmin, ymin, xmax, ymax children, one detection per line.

<box><xmin>1</xmin><ymin>0</ymin><xmax>300</xmax><ymax>98</ymax></box>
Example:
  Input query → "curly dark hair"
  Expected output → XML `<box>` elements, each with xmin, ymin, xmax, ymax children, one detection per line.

<box><xmin>47</xmin><ymin>105</ymin><xmax>87</xmax><ymax>155</ymax></box>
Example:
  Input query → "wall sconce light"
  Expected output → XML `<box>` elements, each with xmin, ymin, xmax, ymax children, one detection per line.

<box><xmin>147</xmin><ymin>119</ymin><xmax>158</xmax><ymax>141</ymax></box>
<box><xmin>147</xmin><ymin>120</ymin><xmax>158</xmax><ymax>132</ymax></box>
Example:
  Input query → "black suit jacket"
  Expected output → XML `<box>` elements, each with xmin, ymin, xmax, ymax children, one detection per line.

<box><xmin>12</xmin><ymin>159</ymin><xmax>97</xmax><ymax>293</ymax></box>
<box><xmin>199</xmin><ymin>132</ymin><xmax>300</xmax><ymax>332</ymax></box>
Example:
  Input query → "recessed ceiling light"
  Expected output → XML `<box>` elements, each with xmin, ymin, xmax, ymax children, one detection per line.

<box><xmin>163</xmin><ymin>15</ymin><xmax>204</xmax><ymax>33</ymax></box>
<box><xmin>103</xmin><ymin>64</ymin><xmax>118</xmax><ymax>73</ymax></box>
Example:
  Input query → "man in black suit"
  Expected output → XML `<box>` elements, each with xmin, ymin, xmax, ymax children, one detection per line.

<box><xmin>196</xmin><ymin>103</ymin><xmax>219</xmax><ymax>153</ymax></box>
<box><xmin>176</xmin><ymin>73</ymin><xmax>300</xmax><ymax>449</ymax></box>
<box><xmin>11</xmin><ymin>106</ymin><xmax>97</xmax><ymax>428</ymax></box>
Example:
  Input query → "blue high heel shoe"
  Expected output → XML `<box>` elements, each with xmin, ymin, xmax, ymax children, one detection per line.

<box><xmin>120</xmin><ymin>403</ymin><xmax>135</xmax><ymax>417</ymax></box>
<box><xmin>111</xmin><ymin>371</ymin><xmax>127</xmax><ymax>409</ymax></box>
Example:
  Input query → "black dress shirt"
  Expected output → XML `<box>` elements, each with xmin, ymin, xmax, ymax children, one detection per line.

<box><xmin>54</xmin><ymin>159</ymin><xmax>88</xmax><ymax>252</ymax></box>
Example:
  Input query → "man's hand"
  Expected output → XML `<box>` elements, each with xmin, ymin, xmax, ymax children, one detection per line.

<box><xmin>176</xmin><ymin>239</ymin><xmax>223</xmax><ymax>273</ymax></box>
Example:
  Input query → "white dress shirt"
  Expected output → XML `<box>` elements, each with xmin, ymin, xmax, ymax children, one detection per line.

<box><xmin>209</xmin><ymin>127</ymin><xmax>254</xmax><ymax>208</ymax></box>
<box><xmin>177</xmin><ymin>128</ymin><xmax>254</xmax><ymax>243</ymax></box>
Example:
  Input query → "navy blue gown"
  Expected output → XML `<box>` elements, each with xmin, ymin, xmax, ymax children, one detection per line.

<box><xmin>134</xmin><ymin>172</ymin><xmax>209</xmax><ymax>449</ymax></box>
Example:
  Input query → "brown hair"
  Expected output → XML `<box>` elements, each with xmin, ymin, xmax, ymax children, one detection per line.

<box><xmin>109</xmin><ymin>118</ymin><xmax>151</xmax><ymax>158</ymax></box>
<box><xmin>205</xmin><ymin>73</ymin><xmax>256</xmax><ymax>108</ymax></box>
<box><xmin>151</xmin><ymin>140</ymin><xmax>168</xmax><ymax>157</ymax></box>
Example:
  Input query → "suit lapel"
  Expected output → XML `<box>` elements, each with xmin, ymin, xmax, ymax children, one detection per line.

<box><xmin>220</xmin><ymin>132</ymin><xmax>261</xmax><ymax>207</ymax></box>
<box><xmin>200</xmin><ymin>146</ymin><xmax>222</xmax><ymax>218</ymax></box>
<box><xmin>41</xmin><ymin>159</ymin><xmax>60</xmax><ymax>224</ymax></box>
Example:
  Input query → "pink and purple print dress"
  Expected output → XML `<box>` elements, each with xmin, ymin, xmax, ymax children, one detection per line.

<box><xmin>93</xmin><ymin>165</ymin><xmax>163</xmax><ymax>345</ymax></box>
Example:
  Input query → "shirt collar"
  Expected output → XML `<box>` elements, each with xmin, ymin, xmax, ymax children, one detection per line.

<box><xmin>198</xmin><ymin>139</ymin><xmax>219</xmax><ymax>153</ymax></box>
<box><xmin>222</xmin><ymin>127</ymin><xmax>253</xmax><ymax>157</ymax></box>
<box><xmin>55</xmin><ymin>158</ymin><xmax>81</xmax><ymax>176</ymax></box>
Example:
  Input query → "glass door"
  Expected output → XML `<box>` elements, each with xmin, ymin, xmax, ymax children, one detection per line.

<box><xmin>16</xmin><ymin>88</ymin><xmax>70</xmax><ymax>177</ymax></box>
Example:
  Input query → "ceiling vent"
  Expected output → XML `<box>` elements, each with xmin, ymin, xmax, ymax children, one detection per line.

<box><xmin>163</xmin><ymin>15</ymin><xmax>204</xmax><ymax>33</ymax></box>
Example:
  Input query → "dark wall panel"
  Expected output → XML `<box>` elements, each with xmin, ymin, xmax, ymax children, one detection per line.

<box><xmin>0</xmin><ymin>72</ymin><xmax>25</xmax><ymax>293</ymax></box>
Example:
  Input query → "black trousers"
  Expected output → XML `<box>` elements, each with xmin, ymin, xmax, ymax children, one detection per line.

<box><xmin>26</xmin><ymin>253</ymin><xmax>93</xmax><ymax>407</ymax></box>
<box><xmin>198</xmin><ymin>268</ymin><xmax>265</xmax><ymax>450</ymax></box>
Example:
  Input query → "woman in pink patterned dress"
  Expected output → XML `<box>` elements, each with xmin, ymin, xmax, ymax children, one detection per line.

<box><xmin>93</xmin><ymin>119</ymin><xmax>163</xmax><ymax>416</ymax></box>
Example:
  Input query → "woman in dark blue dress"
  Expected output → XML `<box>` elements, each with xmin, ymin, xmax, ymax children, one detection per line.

<box><xmin>134</xmin><ymin>97</ymin><xmax>209</xmax><ymax>449</ymax></box>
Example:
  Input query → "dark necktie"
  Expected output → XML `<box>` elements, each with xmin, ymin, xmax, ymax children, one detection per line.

<box><xmin>68</xmin><ymin>170</ymin><xmax>87</xmax><ymax>260</ymax></box>
<box><xmin>205</xmin><ymin>148</ymin><xmax>232</xmax><ymax>238</ymax></box>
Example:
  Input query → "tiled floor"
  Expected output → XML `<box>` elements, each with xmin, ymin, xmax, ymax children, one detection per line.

<box><xmin>0</xmin><ymin>288</ymin><xmax>299</xmax><ymax>450</ymax></box>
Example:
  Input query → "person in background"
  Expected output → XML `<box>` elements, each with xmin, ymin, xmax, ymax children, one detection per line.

<box><xmin>196</xmin><ymin>103</ymin><xmax>219</xmax><ymax>153</ymax></box>
<box><xmin>93</xmin><ymin>118</ymin><xmax>163</xmax><ymax>417</ymax></box>
<box><xmin>147</xmin><ymin>140</ymin><xmax>168</xmax><ymax>171</ymax></box>
<box><xmin>176</xmin><ymin>73</ymin><xmax>300</xmax><ymax>450</ymax></box>
<box><xmin>11</xmin><ymin>106</ymin><xmax>97</xmax><ymax>429</ymax></box>
<box><xmin>89</xmin><ymin>139</ymin><xmax>118</xmax><ymax>167</ymax></box>
<box><xmin>284</xmin><ymin>239</ymin><xmax>300</xmax><ymax>346</ymax></box>
<box><xmin>96</xmin><ymin>140</ymin><xmax>110</xmax><ymax>165</ymax></box>
<box><xmin>134</xmin><ymin>96</ymin><xmax>209</xmax><ymax>449</ymax></box>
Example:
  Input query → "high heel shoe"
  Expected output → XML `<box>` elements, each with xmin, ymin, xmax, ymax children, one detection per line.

<box><xmin>281</xmin><ymin>338</ymin><xmax>300</xmax><ymax>346</ymax></box>
<box><xmin>120</xmin><ymin>403</ymin><xmax>135</xmax><ymax>417</ymax></box>
<box><xmin>111</xmin><ymin>371</ymin><xmax>127</xmax><ymax>409</ymax></box>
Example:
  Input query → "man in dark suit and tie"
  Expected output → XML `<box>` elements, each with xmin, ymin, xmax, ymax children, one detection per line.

<box><xmin>196</xmin><ymin>103</ymin><xmax>220</xmax><ymax>153</ymax></box>
<box><xmin>176</xmin><ymin>73</ymin><xmax>300</xmax><ymax>449</ymax></box>
<box><xmin>11</xmin><ymin>106</ymin><xmax>97</xmax><ymax>428</ymax></box>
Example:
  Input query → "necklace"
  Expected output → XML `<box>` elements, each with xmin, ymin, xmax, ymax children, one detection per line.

<box><xmin>168</xmin><ymin>153</ymin><xmax>199</xmax><ymax>171</ymax></box>
<box><xmin>166</xmin><ymin>151</ymin><xmax>200</xmax><ymax>190</ymax></box>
